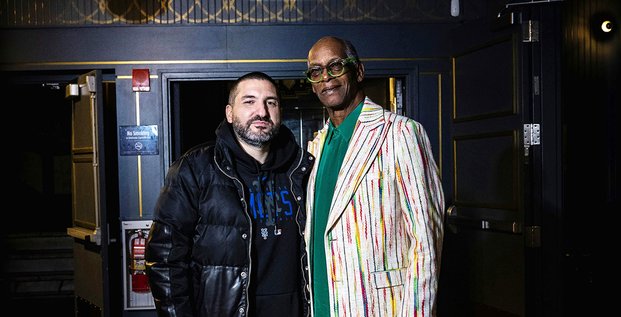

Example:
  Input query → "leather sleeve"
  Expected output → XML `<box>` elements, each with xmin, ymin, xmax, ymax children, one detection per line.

<box><xmin>146</xmin><ymin>155</ymin><xmax>200</xmax><ymax>317</ymax></box>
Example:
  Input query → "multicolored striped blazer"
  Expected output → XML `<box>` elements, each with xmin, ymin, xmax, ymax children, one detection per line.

<box><xmin>305</xmin><ymin>97</ymin><xmax>445</xmax><ymax>317</ymax></box>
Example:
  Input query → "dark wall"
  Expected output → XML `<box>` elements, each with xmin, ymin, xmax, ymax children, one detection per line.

<box><xmin>0</xmin><ymin>24</ymin><xmax>452</xmax><ymax>66</ymax></box>
<box><xmin>561</xmin><ymin>0</ymin><xmax>620</xmax><ymax>315</ymax></box>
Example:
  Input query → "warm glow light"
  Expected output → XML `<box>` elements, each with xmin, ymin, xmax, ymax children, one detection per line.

<box><xmin>601</xmin><ymin>20</ymin><xmax>613</xmax><ymax>33</ymax></box>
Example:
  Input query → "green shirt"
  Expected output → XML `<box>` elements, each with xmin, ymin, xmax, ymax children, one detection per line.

<box><xmin>311</xmin><ymin>102</ymin><xmax>363</xmax><ymax>316</ymax></box>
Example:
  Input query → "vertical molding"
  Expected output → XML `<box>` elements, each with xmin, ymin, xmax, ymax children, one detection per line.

<box><xmin>135</xmin><ymin>92</ymin><xmax>143</xmax><ymax>218</ymax></box>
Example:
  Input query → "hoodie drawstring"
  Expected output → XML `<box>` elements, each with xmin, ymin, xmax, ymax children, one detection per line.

<box><xmin>259</xmin><ymin>173</ymin><xmax>281</xmax><ymax>238</ymax></box>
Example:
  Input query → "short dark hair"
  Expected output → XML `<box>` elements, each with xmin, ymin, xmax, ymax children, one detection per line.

<box><xmin>341</xmin><ymin>38</ymin><xmax>360</xmax><ymax>66</ymax></box>
<box><xmin>228</xmin><ymin>71</ymin><xmax>280</xmax><ymax>104</ymax></box>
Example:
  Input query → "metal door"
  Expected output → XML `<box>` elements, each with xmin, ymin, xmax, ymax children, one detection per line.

<box><xmin>438</xmin><ymin>8</ymin><xmax>544</xmax><ymax>317</ymax></box>
<box><xmin>66</xmin><ymin>70</ymin><xmax>111</xmax><ymax>317</ymax></box>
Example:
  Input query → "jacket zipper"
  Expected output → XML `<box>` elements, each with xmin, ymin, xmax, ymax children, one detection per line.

<box><xmin>289</xmin><ymin>150</ymin><xmax>312</xmax><ymax>317</ymax></box>
<box><xmin>215</xmin><ymin>153</ymin><xmax>252</xmax><ymax>316</ymax></box>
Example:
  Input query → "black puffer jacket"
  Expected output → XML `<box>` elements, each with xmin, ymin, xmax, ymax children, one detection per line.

<box><xmin>145</xmin><ymin>121</ymin><xmax>314</xmax><ymax>317</ymax></box>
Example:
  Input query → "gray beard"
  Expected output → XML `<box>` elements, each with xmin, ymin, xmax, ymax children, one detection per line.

<box><xmin>232</xmin><ymin>117</ymin><xmax>279</xmax><ymax>147</ymax></box>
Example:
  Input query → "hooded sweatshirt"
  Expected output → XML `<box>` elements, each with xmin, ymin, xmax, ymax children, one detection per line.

<box><xmin>217</xmin><ymin>121</ymin><xmax>303</xmax><ymax>316</ymax></box>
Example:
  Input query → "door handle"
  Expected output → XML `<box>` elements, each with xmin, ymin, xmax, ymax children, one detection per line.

<box><xmin>446</xmin><ymin>205</ymin><xmax>521</xmax><ymax>234</ymax></box>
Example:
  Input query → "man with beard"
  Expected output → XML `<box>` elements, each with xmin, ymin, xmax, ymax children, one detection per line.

<box><xmin>146</xmin><ymin>72</ymin><xmax>314</xmax><ymax>317</ymax></box>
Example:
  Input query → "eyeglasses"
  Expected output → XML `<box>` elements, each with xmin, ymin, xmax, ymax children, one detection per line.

<box><xmin>305</xmin><ymin>57</ymin><xmax>357</xmax><ymax>83</ymax></box>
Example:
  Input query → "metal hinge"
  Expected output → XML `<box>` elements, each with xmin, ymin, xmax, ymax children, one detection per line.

<box><xmin>523</xmin><ymin>123</ymin><xmax>541</xmax><ymax>157</ymax></box>
<box><xmin>522</xmin><ymin>20</ymin><xmax>539</xmax><ymax>42</ymax></box>
<box><xmin>86</xmin><ymin>75</ymin><xmax>97</xmax><ymax>93</ymax></box>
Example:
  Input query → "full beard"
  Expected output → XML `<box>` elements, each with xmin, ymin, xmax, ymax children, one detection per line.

<box><xmin>232</xmin><ymin>115</ymin><xmax>280</xmax><ymax>147</ymax></box>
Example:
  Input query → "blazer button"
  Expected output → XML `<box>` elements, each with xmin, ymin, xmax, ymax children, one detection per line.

<box><xmin>239</xmin><ymin>307</ymin><xmax>245</xmax><ymax>314</ymax></box>
<box><xmin>241</xmin><ymin>233</ymin><xmax>248</xmax><ymax>239</ymax></box>
<box><xmin>301</xmin><ymin>166</ymin><xmax>307</xmax><ymax>172</ymax></box>
<box><xmin>296</xmin><ymin>196</ymin><xmax>302</xmax><ymax>201</ymax></box>
<box><xmin>241</xmin><ymin>271</ymin><xmax>247</xmax><ymax>279</ymax></box>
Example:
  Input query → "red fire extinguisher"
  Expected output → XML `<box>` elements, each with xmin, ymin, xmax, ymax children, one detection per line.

<box><xmin>129</xmin><ymin>229</ymin><xmax>150</xmax><ymax>293</ymax></box>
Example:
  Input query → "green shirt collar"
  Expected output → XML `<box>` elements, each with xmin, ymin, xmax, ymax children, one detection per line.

<box><xmin>328</xmin><ymin>101</ymin><xmax>364</xmax><ymax>139</ymax></box>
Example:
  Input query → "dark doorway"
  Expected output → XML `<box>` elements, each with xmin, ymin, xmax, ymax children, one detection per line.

<box><xmin>2</xmin><ymin>78</ymin><xmax>74</xmax><ymax>316</ymax></box>
<box><xmin>169</xmin><ymin>77</ymin><xmax>395</xmax><ymax>162</ymax></box>
<box><xmin>1</xmin><ymin>72</ymin><xmax>119</xmax><ymax>316</ymax></box>
<box><xmin>8</xmin><ymin>82</ymin><xmax>72</xmax><ymax>233</ymax></box>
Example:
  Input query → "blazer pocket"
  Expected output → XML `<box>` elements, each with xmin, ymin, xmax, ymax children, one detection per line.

<box><xmin>371</xmin><ymin>268</ymin><xmax>405</xmax><ymax>289</ymax></box>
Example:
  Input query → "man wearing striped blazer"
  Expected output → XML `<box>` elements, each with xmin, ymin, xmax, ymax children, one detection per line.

<box><xmin>304</xmin><ymin>36</ymin><xmax>445</xmax><ymax>317</ymax></box>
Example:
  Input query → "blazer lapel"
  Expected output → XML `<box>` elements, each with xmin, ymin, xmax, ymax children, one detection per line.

<box><xmin>326</xmin><ymin>99</ymin><xmax>391</xmax><ymax>229</ymax></box>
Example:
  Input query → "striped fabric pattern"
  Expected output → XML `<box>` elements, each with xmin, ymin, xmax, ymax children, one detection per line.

<box><xmin>306</xmin><ymin>98</ymin><xmax>445</xmax><ymax>317</ymax></box>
